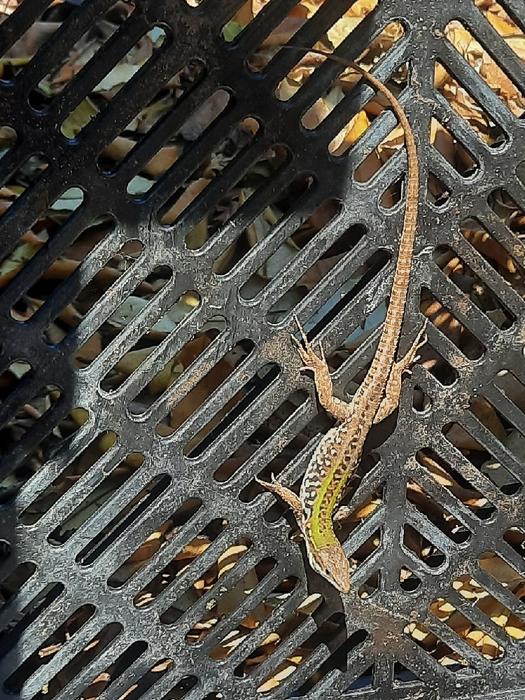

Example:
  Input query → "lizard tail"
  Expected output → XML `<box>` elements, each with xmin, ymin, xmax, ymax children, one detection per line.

<box><xmin>281</xmin><ymin>45</ymin><xmax>420</xmax><ymax>409</ymax></box>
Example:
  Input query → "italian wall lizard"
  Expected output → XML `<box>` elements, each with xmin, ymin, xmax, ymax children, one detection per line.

<box><xmin>258</xmin><ymin>48</ymin><xmax>425</xmax><ymax>593</ymax></box>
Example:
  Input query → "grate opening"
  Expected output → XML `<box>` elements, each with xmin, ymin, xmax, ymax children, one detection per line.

<box><xmin>76</xmin><ymin>472</ymin><xmax>172</xmax><ymax>567</ymax></box>
<box><xmin>44</xmin><ymin>226</ymin><xmax>146</xmax><ymax>347</ymax></box>
<box><xmin>445</xmin><ymin>20</ymin><xmax>525</xmax><ymax>118</ymax></box>
<box><xmin>430</xmin><ymin>596</ymin><xmax>505</xmax><ymax>661</ymax></box>
<box><xmin>239</xmin><ymin>198</ymin><xmax>346</xmax><ymax>302</ymax></box>
<box><xmin>0</xmin><ymin>582</ymin><xmax>65</xmax><ymax>658</ymax></box>
<box><xmin>160</xmin><ymin>675</ymin><xmax>198</xmax><ymax>700</ymax></box>
<box><xmin>261</xmin><ymin>619</ymin><xmax>368</xmax><ymax>695</ymax></box>
<box><xmin>2</xmin><ymin>0</ymin><xmax>525</xmax><ymax>698</ymax></box>
<box><xmin>19</xmin><ymin>429</ymin><xmax>118</xmax><ymax>525</ymax></box>
<box><xmin>108</xmin><ymin>496</ymin><xmax>204</xmax><ymax>588</ymax></box>
<box><xmin>0</xmin><ymin>561</ymin><xmax>36</xmax><ymax>612</ymax></box>
<box><xmin>61</xmin><ymin>25</ymin><xmax>168</xmax><ymax>139</ymax></box>
<box><xmin>134</xmin><ymin>523</ymin><xmax>242</xmax><ymax>611</ymax></box>
<box><xmin>214</xmin><ymin>389</ymin><xmax>308</xmax><ymax>484</ymax></box>
<box><xmin>421</xmin><ymin>288</ymin><xmax>486</xmax><ymax>360</ymax></box>
<box><xmin>416</xmin><ymin>448</ymin><xmax>497</xmax><ymax>520</ymax></box>
<box><xmin>434</xmin><ymin>244</ymin><xmax>515</xmax><ymax>329</ymax></box>
<box><xmin>31</xmin><ymin>622</ymin><xmax>123</xmax><ymax>700</ymax></box>
<box><xmin>4</xmin><ymin>604</ymin><xmax>96</xmax><ymax>694</ymax></box>
<box><xmin>74</xmin><ymin>263</ymin><xmax>174</xmax><ymax>364</ymax></box>
<box><xmin>0</xmin><ymin>2</ymin><xmax>59</xmax><ymax>78</ymax></box>
<box><xmin>233</xmin><ymin>592</ymin><xmax>323</xmax><ymax>678</ymax></box>
<box><xmin>125</xmin><ymin>86</ymin><xmax>233</xmax><ymax>197</ymax></box>
<box><xmin>269</xmin><ymin>229</ymin><xmax>382</xmax><ymax>324</ymax></box>
<box><xmin>0</xmin><ymin>404</ymin><xmax>89</xmax><ymax>505</ymax></box>
<box><xmin>454</xmin><ymin>573</ymin><xmax>525</xmax><ymax>641</ymax></box>
<box><xmin>160</xmin><ymin>556</ymin><xmax>277</xmax><ymax>626</ymax></box>
<box><xmin>100</xmin><ymin>290</ymin><xmax>202</xmax><ymax>393</ymax></box>
<box><xmin>427</xmin><ymin>171</ymin><xmax>451</xmax><ymax>208</ymax></box>
<box><xmin>404</xmin><ymin>524</ymin><xmax>446</xmax><ymax>569</ymax></box>
<box><xmin>47</xmin><ymin>451</ymin><xmax>146</xmax><ymax>546</ymax></box>
<box><xmin>99</xmin><ymin>58</ymin><xmax>207</xmax><ymax>176</ymax></box>
<box><xmin>430</xmin><ymin>117</ymin><xmax>478</xmax><ymax>178</ymax></box>
<box><xmin>404</xmin><ymin>619</ymin><xmax>474</xmax><ymax>673</ymax></box>
<box><xmin>76</xmin><ymin>640</ymin><xmax>150</xmax><ymax>700</ymax></box>
<box><xmin>399</xmin><ymin>567</ymin><xmax>422</xmax><ymax>593</ymax></box>
<box><xmin>461</xmin><ymin>217</ymin><xmax>525</xmax><ymax>291</ymax></box>
<box><xmin>407</xmin><ymin>479</ymin><xmax>472</xmax><ymax>545</ymax></box>
<box><xmin>28</xmin><ymin>1</ymin><xmax>136</xmax><ymax>110</ymax></box>
<box><xmin>445</xmin><ymin>400</ymin><xmax>524</xmax><ymax>495</ymax></box>
<box><xmin>157</xmin><ymin>117</ymin><xmax>263</xmax><ymax>226</ymax></box>
<box><xmin>479</xmin><ymin>551</ymin><xmax>525</xmax><ymax>600</ymax></box>
<box><xmin>206</xmin><ymin>574</ymin><xmax>300</xmax><ymax>658</ymax></box>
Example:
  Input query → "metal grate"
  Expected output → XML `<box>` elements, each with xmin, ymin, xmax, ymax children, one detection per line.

<box><xmin>1</xmin><ymin>0</ymin><xmax>525</xmax><ymax>698</ymax></box>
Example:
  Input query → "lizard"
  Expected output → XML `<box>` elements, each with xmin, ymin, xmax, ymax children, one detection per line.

<box><xmin>257</xmin><ymin>47</ymin><xmax>426</xmax><ymax>594</ymax></box>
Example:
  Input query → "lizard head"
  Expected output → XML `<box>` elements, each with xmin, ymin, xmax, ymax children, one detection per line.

<box><xmin>308</xmin><ymin>543</ymin><xmax>351</xmax><ymax>594</ymax></box>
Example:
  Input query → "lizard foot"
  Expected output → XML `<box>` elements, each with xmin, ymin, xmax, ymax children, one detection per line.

<box><xmin>291</xmin><ymin>315</ymin><xmax>353</xmax><ymax>421</ymax></box>
<box><xmin>333</xmin><ymin>505</ymin><xmax>352</xmax><ymax>528</ymax></box>
<box><xmin>255</xmin><ymin>474</ymin><xmax>303</xmax><ymax>524</ymax></box>
<box><xmin>291</xmin><ymin>314</ymin><xmax>328</xmax><ymax>374</ymax></box>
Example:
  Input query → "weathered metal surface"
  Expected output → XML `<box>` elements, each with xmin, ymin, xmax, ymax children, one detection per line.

<box><xmin>0</xmin><ymin>0</ymin><xmax>525</xmax><ymax>698</ymax></box>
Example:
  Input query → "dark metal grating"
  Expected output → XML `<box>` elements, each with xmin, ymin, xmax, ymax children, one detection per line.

<box><xmin>0</xmin><ymin>0</ymin><xmax>525</xmax><ymax>697</ymax></box>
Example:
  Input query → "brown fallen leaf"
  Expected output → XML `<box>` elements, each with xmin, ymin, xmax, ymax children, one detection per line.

<box><xmin>161</xmin><ymin>177</ymin><xmax>211</xmax><ymax>225</ymax></box>
<box><xmin>463</xmin><ymin>225</ymin><xmax>518</xmax><ymax>274</ymax></box>
<box><xmin>6</xmin><ymin>21</ymin><xmax>61</xmax><ymax>59</ymax></box>
<box><xmin>421</xmin><ymin>298</ymin><xmax>464</xmax><ymax>346</ymax></box>
<box><xmin>103</xmin><ymin>136</ymin><xmax>180</xmax><ymax>177</ymax></box>
<box><xmin>127</xmin><ymin>522</ymin><xmax>173</xmax><ymax>565</ymax></box>
<box><xmin>257</xmin><ymin>650</ymin><xmax>307</xmax><ymax>692</ymax></box>
<box><xmin>417</xmin><ymin>450</ymin><xmax>487</xmax><ymax>506</ymax></box>
<box><xmin>469</xmin><ymin>396</ymin><xmax>507</xmax><ymax>442</ymax></box>
<box><xmin>261</xmin><ymin>6</ymin><xmax>308</xmax><ymax>48</ymax></box>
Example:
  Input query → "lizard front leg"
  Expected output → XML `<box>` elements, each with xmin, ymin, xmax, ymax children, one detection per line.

<box><xmin>292</xmin><ymin>316</ymin><xmax>352</xmax><ymax>422</ymax></box>
<box><xmin>373</xmin><ymin>327</ymin><xmax>427</xmax><ymax>424</ymax></box>
<box><xmin>256</xmin><ymin>475</ymin><xmax>304</xmax><ymax>526</ymax></box>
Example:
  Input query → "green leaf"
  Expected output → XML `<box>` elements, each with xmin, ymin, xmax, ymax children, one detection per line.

<box><xmin>222</xmin><ymin>21</ymin><xmax>244</xmax><ymax>42</ymax></box>
<box><xmin>61</xmin><ymin>98</ymin><xmax>98</xmax><ymax>138</ymax></box>
<box><xmin>95</xmin><ymin>64</ymin><xmax>140</xmax><ymax>92</ymax></box>
<box><xmin>0</xmin><ymin>242</ymin><xmax>37</xmax><ymax>279</ymax></box>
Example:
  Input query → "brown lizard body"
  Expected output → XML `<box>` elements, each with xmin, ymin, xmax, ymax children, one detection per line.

<box><xmin>258</xmin><ymin>48</ymin><xmax>425</xmax><ymax>593</ymax></box>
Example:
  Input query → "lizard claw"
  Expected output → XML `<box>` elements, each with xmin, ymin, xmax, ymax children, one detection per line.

<box><xmin>290</xmin><ymin>332</ymin><xmax>307</xmax><ymax>355</ymax></box>
<box><xmin>290</xmin><ymin>316</ymin><xmax>329</xmax><ymax>374</ymax></box>
<box><xmin>293</xmin><ymin>312</ymin><xmax>309</xmax><ymax>346</ymax></box>
<box><xmin>415</xmin><ymin>328</ymin><xmax>427</xmax><ymax>351</ymax></box>
<box><xmin>255</xmin><ymin>473</ymin><xmax>275</xmax><ymax>488</ymax></box>
<box><xmin>255</xmin><ymin>472</ymin><xmax>304</xmax><ymax>522</ymax></box>
<box><xmin>291</xmin><ymin>317</ymin><xmax>313</xmax><ymax>366</ymax></box>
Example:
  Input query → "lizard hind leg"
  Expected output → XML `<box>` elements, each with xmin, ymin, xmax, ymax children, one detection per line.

<box><xmin>292</xmin><ymin>315</ymin><xmax>352</xmax><ymax>422</ymax></box>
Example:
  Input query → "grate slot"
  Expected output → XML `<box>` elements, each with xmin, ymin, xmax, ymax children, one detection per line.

<box><xmin>1</xmin><ymin>1</ymin><xmax>525</xmax><ymax>698</ymax></box>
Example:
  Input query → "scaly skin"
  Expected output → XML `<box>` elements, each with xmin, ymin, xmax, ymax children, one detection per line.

<box><xmin>259</xmin><ymin>48</ymin><xmax>424</xmax><ymax>594</ymax></box>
